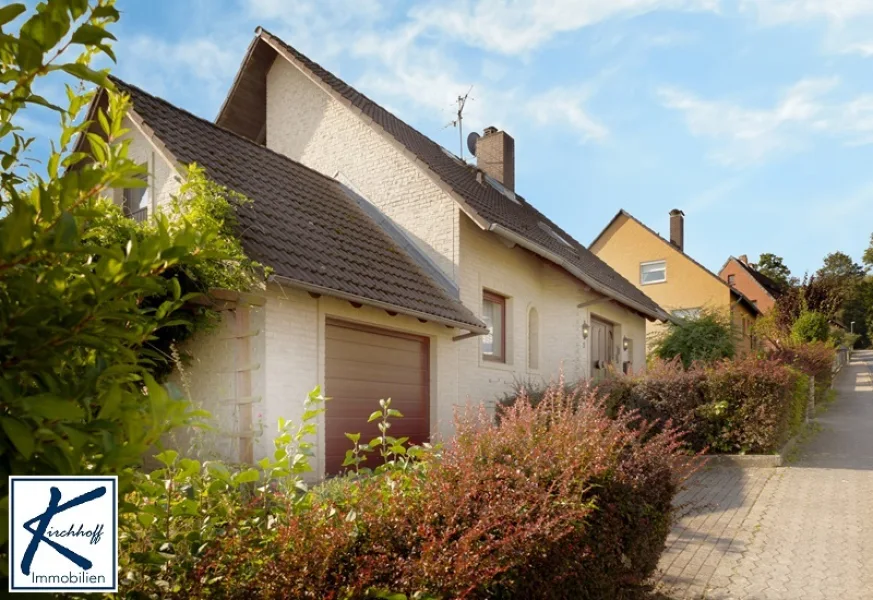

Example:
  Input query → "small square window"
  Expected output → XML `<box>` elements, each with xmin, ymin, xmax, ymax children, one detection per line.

<box><xmin>672</xmin><ymin>307</ymin><xmax>702</xmax><ymax>320</ymax></box>
<box><xmin>482</xmin><ymin>291</ymin><xmax>506</xmax><ymax>362</ymax></box>
<box><xmin>640</xmin><ymin>260</ymin><xmax>666</xmax><ymax>285</ymax></box>
<box><xmin>727</xmin><ymin>274</ymin><xmax>736</xmax><ymax>286</ymax></box>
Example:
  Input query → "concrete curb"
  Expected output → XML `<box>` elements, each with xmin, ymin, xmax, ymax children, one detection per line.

<box><xmin>700</xmin><ymin>426</ymin><xmax>807</xmax><ymax>468</ymax></box>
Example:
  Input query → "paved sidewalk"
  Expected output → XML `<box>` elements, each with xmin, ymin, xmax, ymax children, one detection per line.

<box><xmin>655</xmin><ymin>350</ymin><xmax>873</xmax><ymax>599</ymax></box>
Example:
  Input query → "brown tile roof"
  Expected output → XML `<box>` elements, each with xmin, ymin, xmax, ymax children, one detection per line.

<box><xmin>108</xmin><ymin>76</ymin><xmax>487</xmax><ymax>333</ymax></box>
<box><xmin>731</xmin><ymin>257</ymin><xmax>785</xmax><ymax>300</ymax></box>
<box><xmin>592</xmin><ymin>210</ymin><xmax>762</xmax><ymax>317</ymax></box>
<box><xmin>215</xmin><ymin>29</ymin><xmax>668</xmax><ymax>322</ymax></box>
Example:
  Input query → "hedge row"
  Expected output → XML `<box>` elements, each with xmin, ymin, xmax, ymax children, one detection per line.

<box><xmin>173</xmin><ymin>389</ymin><xmax>693</xmax><ymax>600</ymax></box>
<box><xmin>500</xmin><ymin>353</ymin><xmax>821</xmax><ymax>455</ymax></box>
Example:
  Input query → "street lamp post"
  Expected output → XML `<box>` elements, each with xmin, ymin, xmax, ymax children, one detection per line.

<box><xmin>851</xmin><ymin>321</ymin><xmax>855</xmax><ymax>334</ymax></box>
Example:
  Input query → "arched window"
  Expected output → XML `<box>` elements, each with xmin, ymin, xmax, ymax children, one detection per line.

<box><xmin>528</xmin><ymin>307</ymin><xmax>539</xmax><ymax>370</ymax></box>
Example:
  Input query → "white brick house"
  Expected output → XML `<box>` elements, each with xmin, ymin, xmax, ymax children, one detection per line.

<box><xmin>91</xmin><ymin>29</ymin><xmax>668</xmax><ymax>477</ymax></box>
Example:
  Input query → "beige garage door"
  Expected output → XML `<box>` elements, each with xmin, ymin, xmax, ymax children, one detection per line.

<box><xmin>324</xmin><ymin>319</ymin><xmax>430</xmax><ymax>475</ymax></box>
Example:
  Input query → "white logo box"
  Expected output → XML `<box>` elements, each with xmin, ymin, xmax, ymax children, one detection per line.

<box><xmin>8</xmin><ymin>476</ymin><xmax>118</xmax><ymax>593</ymax></box>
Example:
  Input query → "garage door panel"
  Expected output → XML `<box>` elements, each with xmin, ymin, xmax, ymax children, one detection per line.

<box><xmin>326</xmin><ymin>344</ymin><xmax>425</xmax><ymax>369</ymax></box>
<box><xmin>326</xmin><ymin>325</ymin><xmax>423</xmax><ymax>352</ymax></box>
<box><xmin>326</xmin><ymin>360</ymin><xmax>427</xmax><ymax>385</ymax></box>
<box><xmin>325</xmin><ymin>321</ymin><xmax>430</xmax><ymax>475</ymax></box>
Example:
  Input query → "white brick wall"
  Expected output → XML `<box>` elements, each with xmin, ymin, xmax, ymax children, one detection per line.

<box><xmin>120</xmin><ymin>75</ymin><xmax>650</xmax><ymax>476</ymax></box>
<box><xmin>265</xmin><ymin>60</ymin><xmax>460</xmax><ymax>284</ymax></box>
<box><xmin>116</xmin><ymin>117</ymin><xmax>181</xmax><ymax>213</ymax></box>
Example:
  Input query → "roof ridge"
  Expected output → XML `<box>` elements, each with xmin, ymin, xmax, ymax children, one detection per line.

<box><xmin>107</xmin><ymin>74</ymin><xmax>348</xmax><ymax>191</ymax></box>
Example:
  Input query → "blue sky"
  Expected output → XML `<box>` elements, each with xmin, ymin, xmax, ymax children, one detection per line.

<box><xmin>22</xmin><ymin>0</ymin><xmax>873</xmax><ymax>276</ymax></box>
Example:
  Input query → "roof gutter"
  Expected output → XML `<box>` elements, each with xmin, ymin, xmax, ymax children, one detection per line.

<box><xmin>268</xmin><ymin>274</ymin><xmax>489</xmax><ymax>336</ymax></box>
<box><xmin>488</xmin><ymin>223</ymin><xmax>672</xmax><ymax>323</ymax></box>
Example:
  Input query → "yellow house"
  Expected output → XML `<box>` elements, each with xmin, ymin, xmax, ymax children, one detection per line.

<box><xmin>590</xmin><ymin>209</ymin><xmax>760</xmax><ymax>355</ymax></box>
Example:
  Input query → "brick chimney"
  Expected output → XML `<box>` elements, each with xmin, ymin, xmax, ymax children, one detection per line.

<box><xmin>738</xmin><ymin>254</ymin><xmax>749</xmax><ymax>265</ymax></box>
<box><xmin>669</xmin><ymin>209</ymin><xmax>684</xmax><ymax>251</ymax></box>
<box><xmin>476</xmin><ymin>126</ymin><xmax>515</xmax><ymax>191</ymax></box>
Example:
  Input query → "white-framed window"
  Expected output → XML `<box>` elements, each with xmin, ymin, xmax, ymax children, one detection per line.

<box><xmin>482</xmin><ymin>291</ymin><xmax>507</xmax><ymax>362</ymax></box>
<box><xmin>672</xmin><ymin>307</ymin><xmax>702</xmax><ymax>320</ymax></box>
<box><xmin>640</xmin><ymin>260</ymin><xmax>667</xmax><ymax>285</ymax></box>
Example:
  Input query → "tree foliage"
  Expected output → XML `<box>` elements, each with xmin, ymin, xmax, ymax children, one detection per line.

<box><xmin>0</xmin><ymin>0</ymin><xmax>256</xmax><ymax>558</ymax></box>
<box><xmin>753</xmin><ymin>253</ymin><xmax>792</xmax><ymax>289</ymax></box>
<box><xmin>650</xmin><ymin>309</ymin><xmax>735</xmax><ymax>368</ymax></box>
<box><xmin>790</xmin><ymin>311</ymin><xmax>830</xmax><ymax>343</ymax></box>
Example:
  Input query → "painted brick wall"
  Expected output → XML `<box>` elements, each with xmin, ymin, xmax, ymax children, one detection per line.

<box><xmin>117</xmin><ymin>117</ymin><xmax>181</xmax><ymax>213</ymax></box>
<box><xmin>265</xmin><ymin>59</ymin><xmax>460</xmax><ymax>284</ymax></box>
<box><xmin>457</xmin><ymin>215</ymin><xmax>648</xmax><ymax>407</ymax></box>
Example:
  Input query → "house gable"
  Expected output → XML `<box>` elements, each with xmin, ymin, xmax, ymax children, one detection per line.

<box><xmin>719</xmin><ymin>257</ymin><xmax>778</xmax><ymax>314</ymax></box>
<box><xmin>215</xmin><ymin>29</ymin><xmax>668</xmax><ymax>323</ymax></box>
<box><xmin>591</xmin><ymin>213</ymin><xmax>731</xmax><ymax>315</ymax></box>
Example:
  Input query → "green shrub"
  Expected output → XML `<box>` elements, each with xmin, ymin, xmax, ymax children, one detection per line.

<box><xmin>144</xmin><ymin>386</ymin><xmax>693</xmax><ymax>600</ymax></box>
<box><xmin>505</xmin><ymin>356</ymin><xmax>812</xmax><ymax>455</ymax></box>
<box><xmin>651</xmin><ymin>310</ymin><xmax>735</xmax><ymax>368</ymax></box>
<box><xmin>791</xmin><ymin>311</ymin><xmax>831</xmax><ymax>343</ymax></box>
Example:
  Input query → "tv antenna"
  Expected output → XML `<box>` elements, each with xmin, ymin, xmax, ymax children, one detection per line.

<box><xmin>445</xmin><ymin>85</ymin><xmax>474</xmax><ymax>160</ymax></box>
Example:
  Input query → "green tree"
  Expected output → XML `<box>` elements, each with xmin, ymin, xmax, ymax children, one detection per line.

<box><xmin>818</xmin><ymin>251</ymin><xmax>866</xmax><ymax>280</ymax></box>
<box><xmin>753</xmin><ymin>253</ymin><xmax>792</xmax><ymax>289</ymax></box>
<box><xmin>863</xmin><ymin>233</ymin><xmax>873</xmax><ymax>269</ymax></box>
<box><xmin>790</xmin><ymin>311</ymin><xmax>830</xmax><ymax>343</ymax></box>
<box><xmin>0</xmin><ymin>0</ymin><xmax>255</xmax><ymax>558</ymax></box>
<box><xmin>651</xmin><ymin>310</ymin><xmax>735</xmax><ymax>368</ymax></box>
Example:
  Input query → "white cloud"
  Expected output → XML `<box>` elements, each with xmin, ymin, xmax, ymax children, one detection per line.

<box><xmin>656</xmin><ymin>78</ymin><xmax>871</xmax><ymax>166</ymax></box>
<box><xmin>406</xmin><ymin>0</ymin><xmax>719</xmax><ymax>55</ymax></box>
<box><xmin>526</xmin><ymin>86</ymin><xmax>609</xmax><ymax>142</ymax></box>
<box><xmin>740</xmin><ymin>0</ymin><xmax>873</xmax><ymax>56</ymax></box>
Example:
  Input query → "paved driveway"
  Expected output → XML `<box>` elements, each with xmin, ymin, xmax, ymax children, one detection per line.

<box><xmin>655</xmin><ymin>350</ymin><xmax>873</xmax><ymax>600</ymax></box>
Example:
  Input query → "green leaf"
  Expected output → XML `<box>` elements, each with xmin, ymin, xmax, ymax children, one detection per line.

<box><xmin>367</xmin><ymin>410</ymin><xmax>383</xmax><ymax>423</ymax></box>
<box><xmin>70</xmin><ymin>23</ymin><xmax>116</xmax><ymax>46</ymax></box>
<box><xmin>1</xmin><ymin>418</ymin><xmax>34</xmax><ymax>459</ymax></box>
<box><xmin>387</xmin><ymin>409</ymin><xmax>404</xmax><ymax>418</ymax></box>
<box><xmin>27</xmin><ymin>396</ymin><xmax>85</xmax><ymax>421</ymax></box>
<box><xmin>155</xmin><ymin>449</ymin><xmax>179</xmax><ymax>467</ymax></box>
<box><xmin>59</xmin><ymin>63</ymin><xmax>109</xmax><ymax>87</ymax></box>
<box><xmin>0</xmin><ymin>4</ymin><xmax>25</xmax><ymax>27</ymax></box>
<box><xmin>233</xmin><ymin>469</ymin><xmax>260</xmax><ymax>485</ymax></box>
<box><xmin>344</xmin><ymin>432</ymin><xmax>360</xmax><ymax>444</ymax></box>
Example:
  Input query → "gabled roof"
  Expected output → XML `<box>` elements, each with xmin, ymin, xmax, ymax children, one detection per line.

<box><xmin>724</xmin><ymin>256</ymin><xmax>785</xmax><ymax>300</ymax></box>
<box><xmin>215</xmin><ymin>28</ymin><xmax>669</xmax><ymax>322</ymax></box>
<box><xmin>591</xmin><ymin>210</ymin><xmax>762</xmax><ymax>316</ymax></box>
<box><xmin>105</xmin><ymin>76</ymin><xmax>487</xmax><ymax>334</ymax></box>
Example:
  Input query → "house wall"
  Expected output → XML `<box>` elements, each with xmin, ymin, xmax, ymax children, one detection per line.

<box><xmin>720</xmin><ymin>259</ymin><xmax>776</xmax><ymax>314</ymax></box>
<box><xmin>731</xmin><ymin>296</ymin><xmax>758</xmax><ymax>356</ymax></box>
<box><xmin>458</xmin><ymin>215</ymin><xmax>647</xmax><ymax>406</ymax></box>
<box><xmin>264</xmin><ymin>59</ymin><xmax>460</xmax><ymax>285</ymax></box>
<box><xmin>590</xmin><ymin>214</ymin><xmax>756</xmax><ymax>351</ymax></box>
<box><xmin>115</xmin><ymin>117</ymin><xmax>181</xmax><ymax>213</ymax></box>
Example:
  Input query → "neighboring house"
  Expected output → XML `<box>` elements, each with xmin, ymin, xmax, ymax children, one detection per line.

<box><xmin>85</xmin><ymin>28</ymin><xmax>669</xmax><ymax>476</ymax></box>
<box><xmin>590</xmin><ymin>209</ymin><xmax>760</xmax><ymax>354</ymax></box>
<box><xmin>719</xmin><ymin>255</ymin><xmax>784</xmax><ymax>314</ymax></box>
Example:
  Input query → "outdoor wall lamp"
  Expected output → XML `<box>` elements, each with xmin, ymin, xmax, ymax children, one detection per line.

<box><xmin>623</xmin><ymin>337</ymin><xmax>629</xmax><ymax>351</ymax></box>
<box><xmin>582</xmin><ymin>320</ymin><xmax>589</xmax><ymax>339</ymax></box>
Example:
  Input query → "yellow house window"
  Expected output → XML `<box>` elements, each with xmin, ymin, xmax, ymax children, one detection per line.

<box><xmin>640</xmin><ymin>260</ymin><xmax>666</xmax><ymax>285</ymax></box>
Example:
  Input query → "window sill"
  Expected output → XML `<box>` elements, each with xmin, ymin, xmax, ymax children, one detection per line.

<box><xmin>640</xmin><ymin>280</ymin><xmax>667</xmax><ymax>286</ymax></box>
<box><xmin>478</xmin><ymin>358</ymin><xmax>516</xmax><ymax>372</ymax></box>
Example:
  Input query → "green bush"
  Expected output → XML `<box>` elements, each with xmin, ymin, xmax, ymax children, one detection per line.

<box><xmin>503</xmin><ymin>355</ymin><xmax>813</xmax><ymax>455</ymax></box>
<box><xmin>122</xmin><ymin>387</ymin><xmax>693</xmax><ymax>600</ymax></box>
<box><xmin>791</xmin><ymin>311</ymin><xmax>831</xmax><ymax>343</ymax></box>
<box><xmin>651</xmin><ymin>310</ymin><xmax>735</xmax><ymax>368</ymax></box>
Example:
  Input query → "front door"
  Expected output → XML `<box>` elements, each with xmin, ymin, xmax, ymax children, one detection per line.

<box><xmin>590</xmin><ymin>317</ymin><xmax>614</xmax><ymax>380</ymax></box>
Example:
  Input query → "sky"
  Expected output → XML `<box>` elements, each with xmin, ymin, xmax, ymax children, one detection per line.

<box><xmin>20</xmin><ymin>0</ymin><xmax>873</xmax><ymax>276</ymax></box>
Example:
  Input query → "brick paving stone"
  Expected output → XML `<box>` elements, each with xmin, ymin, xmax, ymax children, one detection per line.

<box><xmin>654</xmin><ymin>350</ymin><xmax>873</xmax><ymax>599</ymax></box>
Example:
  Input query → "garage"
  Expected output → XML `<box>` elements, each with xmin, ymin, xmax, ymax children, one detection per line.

<box><xmin>324</xmin><ymin>319</ymin><xmax>431</xmax><ymax>475</ymax></box>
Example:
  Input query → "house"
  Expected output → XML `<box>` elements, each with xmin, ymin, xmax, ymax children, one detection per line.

<box><xmin>590</xmin><ymin>209</ymin><xmax>760</xmax><ymax>354</ymax></box>
<box><xmin>719</xmin><ymin>255</ymin><xmax>784</xmax><ymax>314</ymax></box>
<box><xmin>86</xmin><ymin>28</ymin><xmax>669</xmax><ymax>476</ymax></box>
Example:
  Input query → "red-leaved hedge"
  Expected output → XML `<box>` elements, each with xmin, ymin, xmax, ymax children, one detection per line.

<box><xmin>183</xmin><ymin>387</ymin><xmax>693</xmax><ymax>599</ymax></box>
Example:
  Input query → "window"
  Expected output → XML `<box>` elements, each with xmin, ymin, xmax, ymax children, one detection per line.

<box><xmin>528</xmin><ymin>307</ymin><xmax>539</xmax><ymax>370</ymax></box>
<box><xmin>672</xmin><ymin>307</ymin><xmax>702</xmax><ymax>320</ymax></box>
<box><xmin>640</xmin><ymin>260</ymin><xmax>666</xmax><ymax>285</ymax></box>
<box><xmin>482</xmin><ymin>291</ymin><xmax>506</xmax><ymax>362</ymax></box>
<box><xmin>727</xmin><ymin>274</ymin><xmax>736</xmax><ymax>286</ymax></box>
<box><xmin>122</xmin><ymin>176</ymin><xmax>150</xmax><ymax>222</ymax></box>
